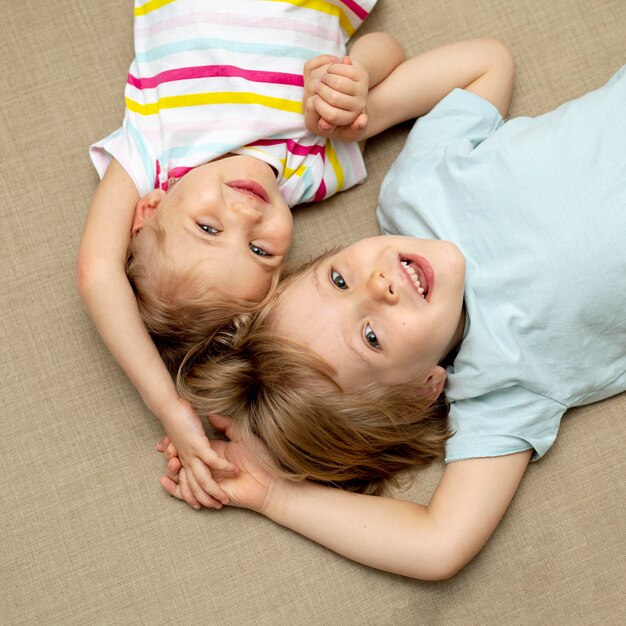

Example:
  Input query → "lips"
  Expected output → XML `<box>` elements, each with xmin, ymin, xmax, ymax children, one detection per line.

<box><xmin>399</xmin><ymin>255</ymin><xmax>434</xmax><ymax>301</ymax></box>
<box><xmin>227</xmin><ymin>180</ymin><xmax>270</xmax><ymax>203</ymax></box>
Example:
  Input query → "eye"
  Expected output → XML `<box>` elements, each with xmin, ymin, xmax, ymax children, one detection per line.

<box><xmin>197</xmin><ymin>223</ymin><xmax>219</xmax><ymax>235</ymax></box>
<box><xmin>330</xmin><ymin>269</ymin><xmax>348</xmax><ymax>290</ymax></box>
<box><xmin>250</xmin><ymin>244</ymin><xmax>270</xmax><ymax>257</ymax></box>
<box><xmin>364</xmin><ymin>323</ymin><xmax>380</xmax><ymax>350</ymax></box>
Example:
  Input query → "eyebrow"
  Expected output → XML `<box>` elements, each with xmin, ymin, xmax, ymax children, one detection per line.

<box><xmin>313</xmin><ymin>264</ymin><xmax>373</xmax><ymax>368</ymax></box>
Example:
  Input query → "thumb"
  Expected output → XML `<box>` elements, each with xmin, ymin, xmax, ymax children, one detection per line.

<box><xmin>208</xmin><ymin>413</ymin><xmax>236</xmax><ymax>438</ymax></box>
<box><xmin>351</xmin><ymin>112</ymin><xmax>368</xmax><ymax>131</ymax></box>
<box><xmin>318</xmin><ymin>118</ymin><xmax>336</xmax><ymax>132</ymax></box>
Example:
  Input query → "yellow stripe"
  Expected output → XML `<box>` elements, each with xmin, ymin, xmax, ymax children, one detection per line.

<box><xmin>265</xmin><ymin>0</ymin><xmax>355</xmax><ymax>36</ymax></box>
<box><xmin>126</xmin><ymin>92</ymin><xmax>303</xmax><ymax>115</ymax></box>
<box><xmin>243</xmin><ymin>150</ymin><xmax>306</xmax><ymax>179</ymax></box>
<box><xmin>134</xmin><ymin>0</ymin><xmax>177</xmax><ymax>16</ymax></box>
<box><xmin>325</xmin><ymin>140</ymin><xmax>344</xmax><ymax>190</ymax></box>
<box><xmin>282</xmin><ymin>162</ymin><xmax>307</xmax><ymax>178</ymax></box>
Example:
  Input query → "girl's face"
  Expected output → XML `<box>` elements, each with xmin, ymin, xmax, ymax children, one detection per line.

<box><xmin>135</xmin><ymin>155</ymin><xmax>293</xmax><ymax>301</ymax></box>
<box><xmin>272</xmin><ymin>236</ymin><xmax>466</xmax><ymax>390</ymax></box>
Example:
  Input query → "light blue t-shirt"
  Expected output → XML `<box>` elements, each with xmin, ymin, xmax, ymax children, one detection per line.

<box><xmin>377</xmin><ymin>66</ymin><xmax>626</xmax><ymax>462</ymax></box>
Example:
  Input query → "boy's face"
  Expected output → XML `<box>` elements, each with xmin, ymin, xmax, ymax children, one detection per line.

<box><xmin>272</xmin><ymin>236</ymin><xmax>466</xmax><ymax>390</ymax></box>
<box><xmin>146</xmin><ymin>155</ymin><xmax>293</xmax><ymax>301</ymax></box>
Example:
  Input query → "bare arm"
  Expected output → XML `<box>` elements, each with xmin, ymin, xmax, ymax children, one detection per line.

<box><xmin>264</xmin><ymin>451</ymin><xmax>531</xmax><ymax>579</ymax></box>
<box><xmin>303</xmin><ymin>33</ymin><xmax>406</xmax><ymax>137</ymax></box>
<box><xmin>77</xmin><ymin>160</ymin><xmax>235</xmax><ymax>507</ymax></box>
<box><xmin>160</xmin><ymin>417</ymin><xmax>531</xmax><ymax>580</ymax></box>
<box><xmin>77</xmin><ymin>159</ymin><xmax>178</xmax><ymax>417</ymax></box>
<box><xmin>362</xmin><ymin>37</ymin><xmax>514</xmax><ymax>139</ymax></box>
<box><xmin>348</xmin><ymin>32</ymin><xmax>407</xmax><ymax>90</ymax></box>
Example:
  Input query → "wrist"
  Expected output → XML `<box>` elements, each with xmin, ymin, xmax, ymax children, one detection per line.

<box><xmin>261</xmin><ymin>476</ymin><xmax>313</xmax><ymax>520</ymax></box>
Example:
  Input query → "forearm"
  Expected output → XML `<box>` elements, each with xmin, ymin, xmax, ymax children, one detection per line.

<box><xmin>264</xmin><ymin>481</ymin><xmax>451</xmax><ymax>580</ymax></box>
<box><xmin>348</xmin><ymin>32</ymin><xmax>406</xmax><ymax>89</ymax></box>
<box><xmin>78</xmin><ymin>264</ymin><xmax>180</xmax><ymax>421</ymax></box>
<box><xmin>77</xmin><ymin>160</ymin><xmax>181</xmax><ymax>429</ymax></box>
<box><xmin>261</xmin><ymin>451</ymin><xmax>531</xmax><ymax>580</ymax></box>
<box><xmin>362</xmin><ymin>37</ymin><xmax>514</xmax><ymax>139</ymax></box>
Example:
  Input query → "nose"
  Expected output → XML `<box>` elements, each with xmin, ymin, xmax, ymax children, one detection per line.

<box><xmin>229</xmin><ymin>199</ymin><xmax>263</xmax><ymax>225</ymax></box>
<box><xmin>366</xmin><ymin>270</ymin><xmax>398</xmax><ymax>304</ymax></box>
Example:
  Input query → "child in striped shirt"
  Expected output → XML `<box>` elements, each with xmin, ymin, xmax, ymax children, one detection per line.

<box><xmin>77</xmin><ymin>0</ymin><xmax>496</xmax><ymax>509</ymax></box>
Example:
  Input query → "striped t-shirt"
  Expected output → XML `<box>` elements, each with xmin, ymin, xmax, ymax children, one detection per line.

<box><xmin>90</xmin><ymin>0</ymin><xmax>376</xmax><ymax>207</ymax></box>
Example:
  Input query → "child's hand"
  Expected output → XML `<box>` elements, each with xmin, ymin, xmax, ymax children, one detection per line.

<box><xmin>303</xmin><ymin>55</ymin><xmax>369</xmax><ymax>141</ymax></box>
<box><xmin>158</xmin><ymin>414</ymin><xmax>278</xmax><ymax>514</ymax></box>
<box><xmin>156</xmin><ymin>399</ymin><xmax>239</xmax><ymax>510</ymax></box>
<box><xmin>303</xmin><ymin>54</ymin><xmax>338</xmax><ymax>134</ymax></box>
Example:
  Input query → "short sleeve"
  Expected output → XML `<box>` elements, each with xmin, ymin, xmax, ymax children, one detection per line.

<box><xmin>395</xmin><ymin>88</ymin><xmax>503</xmax><ymax>171</ymax></box>
<box><xmin>445</xmin><ymin>386</ymin><xmax>567</xmax><ymax>463</ymax></box>
<box><xmin>89</xmin><ymin>121</ymin><xmax>155</xmax><ymax>196</ymax></box>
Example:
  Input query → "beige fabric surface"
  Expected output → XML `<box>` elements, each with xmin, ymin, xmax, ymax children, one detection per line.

<box><xmin>1</xmin><ymin>1</ymin><xmax>625</xmax><ymax>624</ymax></box>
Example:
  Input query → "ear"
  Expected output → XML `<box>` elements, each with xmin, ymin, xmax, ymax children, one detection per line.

<box><xmin>131</xmin><ymin>189</ymin><xmax>166</xmax><ymax>234</ymax></box>
<box><xmin>424</xmin><ymin>366</ymin><xmax>447</xmax><ymax>403</ymax></box>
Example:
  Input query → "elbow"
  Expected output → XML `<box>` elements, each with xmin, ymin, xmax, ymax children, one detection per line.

<box><xmin>426</xmin><ymin>551</ymin><xmax>469</xmax><ymax>581</ymax></box>
<box><xmin>76</xmin><ymin>251</ymin><xmax>96</xmax><ymax>302</ymax></box>
<box><xmin>490</xmin><ymin>37</ymin><xmax>515</xmax><ymax>79</ymax></box>
<box><xmin>408</xmin><ymin>535</ymin><xmax>476</xmax><ymax>581</ymax></box>
<box><xmin>379</xmin><ymin>31</ymin><xmax>407</xmax><ymax>67</ymax></box>
<box><xmin>76</xmin><ymin>252</ymin><xmax>112</xmax><ymax>304</ymax></box>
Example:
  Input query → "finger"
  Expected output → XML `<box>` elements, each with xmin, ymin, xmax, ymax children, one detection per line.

<box><xmin>315</xmin><ymin>81</ymin><xmax>357</xmax><ymax>111</ymax></box>
<box><xmin>164</xmin><ymin>441</ymin><xmax>179</xmax><ymax>462</ymax></box>
<box><xmin>166</xmin><ymin>457</ymin><xmax>181</xmax><ymax>483</ymax></box>
<box><xmin>304</xmin><ymin>54</ymin><xmax>338</xmax><ymax>75</ymax></box>
<box><xmin>326</xmin><ymin>62</ymin><xmax>363</xmax><ymax>81</ymax></box>
<box><xmin>185</xmin><ymin>467</ymin><xmax>225</xmax><ymax>509</ymax></box>
<box><xmin>179</xmin><ymin>469</ymin><xmax>202</xmax><ymax>510</ymax></box>
<box><xmin>155</xmin><ymin>435</ymin><xmax>171</xmax><ymax>452</ymax></box>
<box><xmin>313</xmin><ymin>95</ymin><xmax>356</xmax><ymax>127</ymax></box>
<box><xmin>350</xmin><ymin>112</ymin><xmax>368</xmax><ymax>132</ymax></box>
<box><xmin>201</xmin><ymin>449</ymin><xmax>239</xmax><ymax>474</ymax></box>
<box><xmin>320</xmin><ymin>72</ymin><xmax>359</xmax><ymax>97</ymax></box>
<box><xmin>160</xmin><ymin>476</ymin><xmax>183</xmax><ymax>499</ymax></box>
<box><xmin>318</xmin><ymin>118</ymin><xmax>336</xmax><ymax>132</ymax></box>
<box><xmin>189</xmin><ymin>458</ymin><xmax>231</xmax><ymax>504</ymax></box>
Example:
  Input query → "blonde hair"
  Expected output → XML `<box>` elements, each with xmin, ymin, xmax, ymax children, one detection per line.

<box><xmin>126</xmin><ymin>212</ymin><xmax>278</xmax><ymax>372</ymax></box>
<box><xmin>177</xmin><ymin>257</ymin><xmax>450</xmax><ymax>496</ymax></box>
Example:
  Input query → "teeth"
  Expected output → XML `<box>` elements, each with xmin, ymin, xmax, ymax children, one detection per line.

<box><xmin>401</xmin><ymin>260</ymin><xmax>425</xmax><ymax>297</ymax></box>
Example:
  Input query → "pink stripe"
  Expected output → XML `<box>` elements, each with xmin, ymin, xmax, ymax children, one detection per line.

<box><xmin>168</xmin><ymin>165</ymin><xmax>195</xmax><ymax>179</ymax></box>
<box><xmin>137</xmin><ymin>120</ymin><xmax>303</xmax><ymax>141</ymax></box>
<box><xmin>251</xmin><ymin>138</ymin><xmax>324</xmax><ymax>158</ymax></box>
<box><xmin>128</xmin><ymin>65</ymin><xmax>303</xmax><ymax>89</ymax></box>
<box><xmin>337</xmin><ymin>0</ymin><xmax>369</xmax><ymax>20</ymax></box>
<box><xmin>314</xmin><ymin>179</ymin><xmax>327</xmax><ymax>202</ymax></box>
<box><xmin>134</xmin><ymin>12</ymin><xmax>342</xmax><ymax>46</ymax></box>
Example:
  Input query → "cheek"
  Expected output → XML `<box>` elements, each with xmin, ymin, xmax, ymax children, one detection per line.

<box><xmin>272</xmin><ymin>217</ymin><xmax>294</xmax><ymax>250</ymax></box>
<box><xmin>238</xmin><ymin>270</ymin><xmax>275</xmax><ymax>301</ymax></box>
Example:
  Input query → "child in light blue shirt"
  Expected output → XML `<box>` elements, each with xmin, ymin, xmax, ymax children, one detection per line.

<box><xmin>159</xmin><ymin>50</ymin><xmax>625</xmax><ymax>581</ymax></box>
<box><xmin>377</xmin><ymin>66</ymin><xmax>626</xmax><ymax>462</ymax></box>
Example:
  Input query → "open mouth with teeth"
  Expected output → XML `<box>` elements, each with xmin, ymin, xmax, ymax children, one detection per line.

<box><xmin>400</xmin><ymin>258</ymin><xmax>430</xmax><ymax>299</ymax></box>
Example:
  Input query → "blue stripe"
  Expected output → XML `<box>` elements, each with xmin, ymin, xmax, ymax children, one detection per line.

<box><xmin>298</xmin><ymin>164</ymin><xmax>316</xmax><ymax>201</ymax></box>
<box><xmin>135</xmin><ymin>37</ymin><xmax>319</xmax><ymax>63</ymax></box>
<box><xmin>126</xmin><ymin>120</ymin><xmax>155</xmax><ymax>187</ymax></box>
<box><xmin>160</xmin><ymin>143</ymin><xmax>240</xmax><ymax>164</ymax></box>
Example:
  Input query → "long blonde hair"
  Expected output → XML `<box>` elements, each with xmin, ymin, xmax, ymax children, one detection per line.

<box><xmin>177</xmin><ymin>259</ymin><xmax>450</xmax><ymax>495</ymax></box>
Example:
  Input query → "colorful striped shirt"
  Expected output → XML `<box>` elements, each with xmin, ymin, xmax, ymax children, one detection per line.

<box><xmin>90</xmin><ymin>0</ymin><xmax>376</xmax><ymax>206</ymax></box>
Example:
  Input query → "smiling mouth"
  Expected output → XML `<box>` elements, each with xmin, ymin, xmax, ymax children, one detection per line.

<box><xmin>400</xmin><ymin>256</ymin><xmax>432</xmax><ymax>300</ymax></box>
<box><xmin>227</xmin><ymin>180</ymin><xmax>270</xmax><ymax>203</ymax></box>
